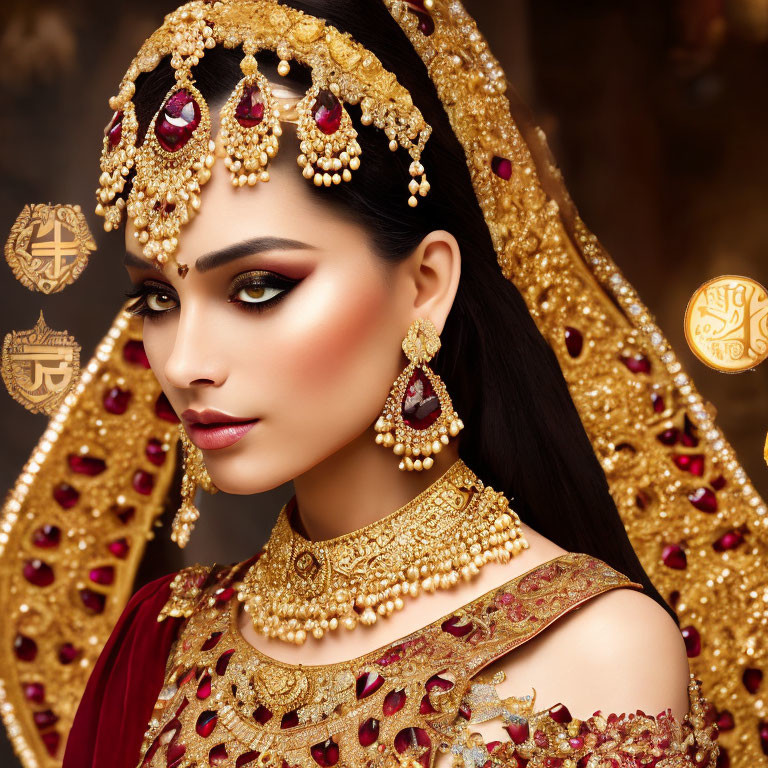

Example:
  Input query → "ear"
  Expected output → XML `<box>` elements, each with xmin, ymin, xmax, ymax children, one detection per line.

<box><xmin>403</xmin><ymin>230</ymin><xmax>461</xmax><ymax>334</ymax></box>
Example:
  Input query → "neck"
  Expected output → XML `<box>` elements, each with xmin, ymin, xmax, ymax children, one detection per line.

<box><xmin>292</xmin><ymin>424</ymin><xmax>461</xmax><ymax>541</ymax></box>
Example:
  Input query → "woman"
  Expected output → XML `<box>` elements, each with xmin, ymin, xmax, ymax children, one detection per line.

<box><xmin>54</xmin><ymin>0</ymin><xmax>720</xmax><ymax>766</ymax></box>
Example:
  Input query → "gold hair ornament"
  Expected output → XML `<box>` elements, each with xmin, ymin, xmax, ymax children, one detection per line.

<box><xmin>95</xmin><ymin>0</ymin><xmax>432</xmax><ymax>267</ymax></box>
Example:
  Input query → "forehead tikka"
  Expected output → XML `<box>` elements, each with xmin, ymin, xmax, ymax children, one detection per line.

<box><xmin>95</xmin><ymin>0</ymin><xmax>433</xmax><ymax>268</ymax></box>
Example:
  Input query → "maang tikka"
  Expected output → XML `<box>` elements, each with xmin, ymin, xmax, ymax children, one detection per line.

<box><xmin>375</xmin><ymin>318</ymin><xmax>464</xmax><ymax>470</ymax></box>
<box><xmin>172</xmin><ymin>424</ymin><xmax>217</xmax><ymax>547</ymax></box>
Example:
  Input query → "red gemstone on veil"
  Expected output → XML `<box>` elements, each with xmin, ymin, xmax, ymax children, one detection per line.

<box><xmin>491</xmin><ymin>155</ymin><xmax>513</xmax><ymax>180</ymax></box>
<box><xmin>661</xmin><ymin>544</ymin><xmax>687</xmax><ymax>569</ymax></box>
<box><xmin>14</xmin><ymin>634</ymin><xmax>38</xmax><ymax>662</ymax></box>
<box><xmin>743</xmin><ymin>667</ymin><xmax>763</xmax><ymax>694</ymax></box>
<box><xmin>155</xmin><ymin>89</ymin><xmax>202</xmax><ymax>152</ymax></box>
<box><xmin>58</xmin><ymin>643</ymin><xmax>80</xmax><ymax>664</ymax></box>
<box><xmin>80</xmin><ymin>589</ymin><xmax>106</xmax><ymax>613</ymax></box>
<box><xmin>23</xmin><ymin>559</ymin><xmax>55</xmax><ymax>587</ymax></box>
<box><xmin>123</xmin><ymin>339</ymin><xmax>150</xmax><ymax>368</ymax></box>
<box><xmin>713</xmin><ymin>529</ymin><xmax>744</xmax><ymax>552</ymax></box>
<box><xmin>132</xmin><ymin>469</ymin><xmax>155</xmax><ymax>495</ymax></box>
<box><xmin>106</xmin><ymin>111</ymin><xmax>123</xmax><ymax>148</ymax></box>
<box><xmin>688</xmin><ymin>487</ymin><xmax>717</xmax><ymax>513</ymax></box>
<box><xmin>41</xmin><ymin>731</ymin><xmax>60</xmax><ymax>757</ymax></box>
<box><xmin>24</xmin><ymin>682</ymin><xmax>45</xmax><ymax>703</ymax></box>
<box><xmin>145</xmin><ymin>438</ymin><xmax>167</xmax><ymax>466</ymax></box>
<box><xmin>716</xmin><ymin>710</ymin><xmax>735</xmax><ymax>731</ymax></box>
<box><xmin>68</xmin><ymin>454</ymin><xmax>107</xmax><ymax>476</ymax></box>
<box><xmin>108</xmin><ymin>538</ymin><xmax>130</xmax><ymax>558</ymax></box>
<box><xmin>235</xmin><ymin>84</ymin><xmax>265</xmax><ymax>127</ymax></box>
<box><xmin>155</xmin><ymin>392</ymin><xmax>179</xmax><ymax>422</ymax></box>
<box><xmin>310</xmin><ymin>738</ymin><xmax>340</xmax><ymax>767</ymax></box>
<box><xmin>103</xmin><ymin>386</ymin><xmax>131</xmax><ymax>415</ymax></box>
<box><xmin>673</xmin><ymin>453</ymin><xmax>704</xmax><ymax>476</ymax></box>
<box><xmin>53</xmin><ymin>483</ymin><xmax>79</xmax><ymax>509</ymax></box>
<box><xmin>401</xmin><ymin>368</ymin><xmax>441</xmax><ymax>430</ymax></box>
<box><xmin>564</xmin><ymin>326</ymin><xmax>583</xmax><ymax>358</ymax></box>
<box><xmin>620</xmin><ymin>354</ymin><xmax>651</xmax><ymax>374</ymax></box>
<box><xmin>312</xmin><ymin>89</ymin><xmax>343</xmax><ymax>135</ymax></box>
<box><xmin>505</xmin><ymin>719</ymin><xmax>529</xmax><ymax>744</ymax></box>
<box><xmin>32</xmin><ymin>525</ymin><xmax>61</xmax><ymax>548</ymax></box>
<box><xmin>358</xmin><ymin>717</ymin><xmax>380</xmax><ymax>746</ymax></box>
<box><xmin>89</xmin><ymin>566</ymin><xmax>115</xmax><ymax>585</ymax></box>
<box><xmin>383</xmin><ymin>689</ymin><xmax>407</xmax><ymax>715</ymax></box>
<box><xmin>681</xmin><ymin>625</ymin><xmax>701</xmax><ymax>657</ymax></box>
<box><xmin>33</xmin><ymin>710</ymin><xmax>59</xmax><ymax>729</ymax></box>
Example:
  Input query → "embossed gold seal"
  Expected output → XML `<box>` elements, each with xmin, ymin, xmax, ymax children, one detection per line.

<box><xmin>1</xmin><ymin>312</ymin><xmax>80</xmax><ymax>414</ymax></box>
<box><xmin>684</xmin><ymin>275</ymin><xmax>768</xmax><ymax>372</ymax></box>
<box><xmin>4</xmin><ymin>203</ymin><xmax>96</xmax><ymax>293</ymax></box>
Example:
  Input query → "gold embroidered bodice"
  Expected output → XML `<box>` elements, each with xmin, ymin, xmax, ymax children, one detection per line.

<box><xmin>137</xmin><ymin>553</ymin><xmax>719</xmax><ymax>768</ymax></box>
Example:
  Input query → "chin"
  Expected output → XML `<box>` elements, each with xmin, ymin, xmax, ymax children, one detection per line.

<box><xmin>201</xmin><ymin>450</ymin><xmax>295</xmax><ymax>495</ymax></box>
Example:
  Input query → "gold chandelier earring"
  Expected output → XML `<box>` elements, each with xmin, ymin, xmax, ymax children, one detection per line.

<box><xmin>375</xmin><ymin>318</ymin><xmax>464</xmax><ymax>471</ymax></box>
<box><xmin>172</xmin><ymin>424</ymin><xmax>217</xmax><ymax>548</ymax></box>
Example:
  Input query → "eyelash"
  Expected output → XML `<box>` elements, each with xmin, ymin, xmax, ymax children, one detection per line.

<box><xmin>125</xmin><ymin>274</ymin><xmax>297</xmax><ymax>319</ymax></box>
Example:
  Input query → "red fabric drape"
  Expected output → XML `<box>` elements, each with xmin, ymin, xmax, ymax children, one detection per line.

<box><xmin>62</xmin><ymin>572</ymin><xmax>183</xmax><ymax>768</ymax></box>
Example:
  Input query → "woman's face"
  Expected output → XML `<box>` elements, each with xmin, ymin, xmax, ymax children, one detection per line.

<box><xmin>124</xmin><ymin>114</ymin><xmax>420</xmax><ymax>494</ymax></box>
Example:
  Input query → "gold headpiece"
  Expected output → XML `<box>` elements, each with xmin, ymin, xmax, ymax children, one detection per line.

<box><xmin>2</xmin><ymin>0</ymin><xmax>767</xmax><ymax>766</ymax></box>
<box><xmin>95</xmin><ymin>0</ymin><xmax>432</xmax><ymax>266</ymax></box>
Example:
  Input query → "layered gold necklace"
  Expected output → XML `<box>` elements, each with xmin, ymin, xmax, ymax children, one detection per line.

<box><xmin>237</xmin><ymin>459</ymin><xmax>529</xmax><ymax>644</ymax></box>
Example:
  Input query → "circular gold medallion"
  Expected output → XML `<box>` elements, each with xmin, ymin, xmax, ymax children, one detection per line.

<box><xmin>684</xmin><ymin>275</ymin><xmax>768</xmax><ymax>372</ymax></box>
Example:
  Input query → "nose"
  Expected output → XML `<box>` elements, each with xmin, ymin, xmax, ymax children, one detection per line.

<box><xmin>163</xmin><ymin>300</ymin><xmax>227</xmax><ymax>389</ymax></box>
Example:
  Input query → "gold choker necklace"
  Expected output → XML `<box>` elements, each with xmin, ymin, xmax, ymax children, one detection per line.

<box><xmin>237</xmin><ymin>460</ymin><xmax>529</xmax><ymax>644</ymax></box>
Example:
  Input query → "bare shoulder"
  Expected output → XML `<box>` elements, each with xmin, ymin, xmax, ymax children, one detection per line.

<box><xmin>487</xmin><ymin>570</ymin><xmax>692</xmax><ymax>721</ymax></box>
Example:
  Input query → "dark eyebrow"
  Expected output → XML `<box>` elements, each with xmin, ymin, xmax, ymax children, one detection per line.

<box><xmin>123</xmin><ymin>236</ymin><xmax>319</xmax><ymax>273</ymax></box>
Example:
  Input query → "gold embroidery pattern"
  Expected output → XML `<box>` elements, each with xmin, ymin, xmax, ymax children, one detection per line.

<box><xmin>137</xmin><ymin>553</ymin><xmax>715</xmax><ymax>768</ymax></box>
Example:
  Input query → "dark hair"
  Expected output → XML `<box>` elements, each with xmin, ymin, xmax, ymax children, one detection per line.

<box><xmin>132</xmin><ymin>0</ymin><xmax>676</xmax><ymax>620</ymax></box>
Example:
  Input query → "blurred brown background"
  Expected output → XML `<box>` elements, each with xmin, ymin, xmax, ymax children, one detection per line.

<box><xmin>2</xmin><ymin>0</ymin><xmax>768</xmax><ymax>764</ymax></box>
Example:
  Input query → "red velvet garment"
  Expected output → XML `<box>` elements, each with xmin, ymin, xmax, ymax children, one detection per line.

<box><xmin>62</xmin><ymin>572</ymin><xmax>183</xmax><ymax>768</ymax></box>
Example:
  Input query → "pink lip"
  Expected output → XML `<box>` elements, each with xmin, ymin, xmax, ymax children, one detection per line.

<box><xmin>182</xmin><ymin>409</ymin><xmax>259</xmax><ymax>450</ymax></box>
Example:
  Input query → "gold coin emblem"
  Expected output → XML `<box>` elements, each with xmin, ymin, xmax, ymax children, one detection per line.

<box><xmin>1</xmin><ymin>312</ymin><xmax>80</xmax><ymax>414</ymax></box>
<box><xmin>684</xmin><ymin>275</ymin><xmax>768</xmax><ymax>372</ymax></box>
<box><xmin>4</xmin><ymin>203</ymin><xmax>96</xmax><ymax>294</ymax></box>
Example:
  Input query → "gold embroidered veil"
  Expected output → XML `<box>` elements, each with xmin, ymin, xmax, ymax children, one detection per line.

<box><xmin>0</xmin><ymin>1</ymin><xmax>765</xmax><ymax>766</ymax></box>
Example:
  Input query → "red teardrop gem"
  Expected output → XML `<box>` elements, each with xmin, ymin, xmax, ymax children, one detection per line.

<box><xmin>394</xmin><ymin>727</ymin><xmax>431</xmax><ymax>765</ymax></box>
<box><xmin>53</xmin><ymin>483</ymin><xmax>79</xmax><ymax>509</ymax></box>
<box><xmin>441</xmin><ymin>615</ymin><xmax>474</xmax><ymax>637</ymax></box>
<box><xmin>155</xmin><ymin>89</ymin><xmax>202</xmax><ymax>152</ymax></box>
<box><xmin>32</xmin><ymin>525</ymin><xmax>61</xmax><ymax>548</ymax></box>
<box><xmin>24</xmin><ymin>682</ymin><xmax>45</xmax><ymax>703</ymax></box>
<box><xmin>23</xmin><ymin>559</ymin><xmax>54</xmax><ymax>587</ymax></box>
<box><xmin>689</xmin><ymin>487</ymin><xmax>717</xmax><ymax>513</ymax></box>
<box><xmin>425</xmin><ymin>674</ymin><xmax>454</xmax><ymax>693</ymax></box>
<box><xmin>411</xmin><ymin>8</ymin><xmax>435</xmax><ymax>35</ymax></box>
<box><xmin>661</xmin><ymin>544</ymin><xmax>687</xmax><ymax>569</ymax></box>
<box><xmin>359</xmin><ymin>718</ymin><xmax>380</xmax><ymax>746</ymax></box>
<box><xmin>620</xmin><ymin>354</ymin><xmax>651</xmax><ymax>374</ymax></box>
<box><xmin>14</xmin><ymin>634</ymin><xmax>38</xmax><ymax>662</ymax></box>
<box><xmin>216</xmin><ymin>649</ymin><xmax>235</xmax><ymax>675</ymax></box>
<box><xmin>714</xmin><ymin>529</ymin><xmax>744</xmax><ymax>552</ymax></box>
<box><xmin>202</xmin><ymin>632</ymin><xmax>223</xmax><ymax>651</ymax></box>
<box><xmin>281</xmin><ymin>710</ymin><xmax>299</xmax><ymax>729</ymax></box>
<box><xmin>717</xmin><ymin>710</ymin><xmax>735</xmax><ymax>731</ymax></box>
<box><xmin>651</xmin><ymin>393</ymin><xmax>665</xmax><ymax>413</ymax></box>
<box><xmin>197</xmin><ymin>674</ymin><xmax>212</xmax><ymax>699</ymax></box>
<box><xmin>41</xmin><ymin>731</ymin><xmax>60</xmax><ymax>757</ymax></box>
<box><xmin>89</xmin><ymin>566</ymin><xmax>115</xmax><ymax>585</ymax></box>
<box><xmin>103</xmin><ymin>386</ymin><xmax>131</xmax><ymax>414</ymax></box>
<box><xmin>80</xmin><ymin>589</ymin><xmax>106</xmax><ymax>613</ymax></box>
<box><xmin>155</xmin><ymin>392</ymin><xmax>179</xmax><ymax>422</ymax></box>
<box><xmin>744</xmin><ymin>667</ymin><xmax>763</xmax><ymax>694</ymax></box>
<box><xmin>419</xmin><ymin>694</ymin><xmax>435</xmax><ymax>715</ymax></box>
<box><xmin>310</xmin><ymin>738</ymin><xmax>339</xmax><ymax>767</ymax></box>
<box><xmin>711</xmin><ymin>474</ymin><xmax>727</xmax><ymax>490</ymax></box>
<box><xmin>145</xmin><ymin>438</ymin><xmax>167</xmax><ymax>466</ymax></box>
<box><xmin>656</xmin><ymin>427</ymin><xmax>679</xmax><ymax>446</ymax></box>
<box><xmin>209</xmin><ymin>743</ymin><xmax>228</xmax><ymax>766</ymax></box>
<box><xmin>491</xmin><ymin>155</ymin><xmax>513</xmax><ymax>180</ymax></box>
<box><xmin>564</xmin><ymin>327</ymin><xmax>583</xmax><ymax>358</ymax></box>
<box><xmin>681</xmin><ymin>625</ymin><xmax>701</xmax><ymax>657</ymax></box>
<box><xmin>132</xmin><ymin>469</ymin><xmax>154</xmax><ymax>495</ymax></box>
<box><xmin>235</xmin><ymin>84</ymin><xmax>265</xmax><ymax>127</ymax></box>
<box><xmin>237</xmin><ymin>751</ymin><xmax>261</xmax><ymax>767</ymax></box>
<box><xmin>383</xmin><ymin>689</ymin><xmax>406</xmax><ymax>716</ymax></box>
<box><xmin>402</xmin><ymin>368</ymin><xmax>441</xmax><ymax>429</ymax></box>
<box><xmin>106</xmin><ymin>111</ymin><xmax>123</xmax><ymax>148</ymax></box>
<box><xmin>196</xmin><ymin>710</ymin><xmax>218</xmax><ymax>737</ymax></box>
<box><xmin>58</xmin><ymin>643</ymin><xmax>80</xmax><ymax>664</ymax></box>
<box><xmin>505</xmin><ymin>720</ymin><xmax>529</xmax><ymax>744</ymax></box>
<box><xmin>673</xmin><ymin>453</ymin><xmax>704</xmax><ymax>476</ymax></box>
<box><xmin>68</xmin><ymin>454</ymin><xmax>107</xmax><ymax>476</ymax></box>
<box><xmin>108</xmin><ymin>538</ymin><xmax>130</xmax><ymax>558</ymax></box>
<box><xmin>253</xmin><ymin>704</ymin><xmax>273</xmax><ymax>724</ymax></box>
<box><xmin>312</xmin><ymin>90</ymin><xmax>343</xmax><ymax>135</ymax></box>
<box><xmin>548</xmin><ymin>703</ymin><xmax>572</xmax><ymax>724</ymax></box>
<box><xmin>356</xmin><ymin>672</ymin><xmax>385</xmax><ymax>699</ymax></box>
<box><xmin>123</xmin><ymin>339</ymin><xmax>150</xmax><ymax>368</ymax></box>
